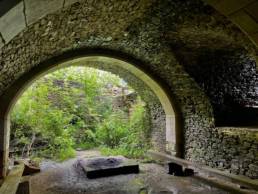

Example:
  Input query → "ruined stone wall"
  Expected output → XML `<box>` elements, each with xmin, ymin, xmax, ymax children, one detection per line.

<box><xmin>122</xmin><ymin>93</ymin><xmax>166</xmax><ymax>153</ymax></box>
<box><xmin>90</xmin><ymin>63</ymin><xmax>167</xmax><ymax>153</ymax></box>
<box><xmin>0</xmin><ymin>0</ymin><xmax>257</xmax><ymax>178</ymax></box>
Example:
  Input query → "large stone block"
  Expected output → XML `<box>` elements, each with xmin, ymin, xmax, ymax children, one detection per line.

<box><xmin>0</xmin><ymin>2</ymin><xmax>25</xmax><ymax>43</ymax></box>
<box><xmin>78</xmin><ymin>156</ymin><xmax>139</xmax><ymax>179</ymax></box>
<box><xmin>25</xmin><ymin>0</ymin><xmax>63</xmax><ymax>25</ymax></box>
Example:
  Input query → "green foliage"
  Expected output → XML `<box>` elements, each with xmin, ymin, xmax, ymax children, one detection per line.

<box><xmin>57</xmin><ymin>147</ymin><xmax>76</xmax><ymax>161</ymax></box>
<box><xmin>99</xmin><ymin>100</ymin><xmax>151</xmax><ymax>158</ymax></box>
<box><xmin>96</xmin><ymin>110</ymin><xmax>129</xmax><ymax>148</ymax></box>
<box><xmin>10</xmin><ymin>66</ymin><xmax>151</xmax><ymax>161</ymax></box>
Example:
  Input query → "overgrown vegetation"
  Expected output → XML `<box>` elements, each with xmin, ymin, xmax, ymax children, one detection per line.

<box><xmin>10</xmin><ymin>67</ymin><xmax>151</xmax><ymax>161</ymax></box>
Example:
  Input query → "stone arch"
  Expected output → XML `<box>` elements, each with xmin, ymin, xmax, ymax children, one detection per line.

<box><xmin>0</xmin><ymin>51</ymin><xmax>182</xmax><ymax>178</ymax></box>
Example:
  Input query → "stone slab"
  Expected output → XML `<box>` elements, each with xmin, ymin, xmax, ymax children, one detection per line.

<box><xmin>79</xmin><ymin>156</ymin><xmax>139</xmax><ymax>179</ymax></box>
<box><xmin>0</xmin><ymin>2</ymin><xmax>25</xmax><ymax>43</ymax></box>
<box><xmin>25</xmin><ymin>0</ymin><xmax>63</xmax><ymax>25</ymax></box>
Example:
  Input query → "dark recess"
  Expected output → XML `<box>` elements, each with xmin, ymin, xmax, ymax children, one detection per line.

<box><xmin>172</xmin><ymin>45</ymin><xmax>258</xmax><ymax>127</ymax></box>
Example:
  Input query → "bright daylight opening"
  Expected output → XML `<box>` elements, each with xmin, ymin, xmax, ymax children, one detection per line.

<box><xmin>10</xmin><ymin>66</ymin><xmax>152</xmax><ymax>163</ymax></box>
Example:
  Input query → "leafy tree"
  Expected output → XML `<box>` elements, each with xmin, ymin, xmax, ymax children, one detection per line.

<box><xmin>10</xmin><ymin>66</ymin><xmax>151</xmax><ymax>161</ymax></box>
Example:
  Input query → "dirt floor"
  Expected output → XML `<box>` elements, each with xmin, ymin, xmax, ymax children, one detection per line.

<box><xmin>29</xmin><ymin>150</ymin><xmax>235</xmax><ymax>194</ymax></box>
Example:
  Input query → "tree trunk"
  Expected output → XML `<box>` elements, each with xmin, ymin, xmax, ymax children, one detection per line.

<box><xmin>21</xmin><ymin>144</ymin><xmax>27</xmax><ymax>158</ymax></box>
<box><xmin>26</xmin><ymin>133</ymin><xmax>36</xmax><ymax>158</ymax></box>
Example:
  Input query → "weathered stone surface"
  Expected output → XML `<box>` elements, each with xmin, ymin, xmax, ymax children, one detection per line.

<box><xmin>24</xmin><ymin>0</ymin><xmax>64</xmax><ymax>25</ymax></box>
<box><xmin>78</xmin><ymin>156</ymin><xmax>139</xmax><ymax>179</ymax></box>
<box><xmin>0</xmin><ymin>2</ymin><xmax>25</xmax><ymax>43</ymax></box>
<box><xmin>64</xmin><ymin>0</ymin><xmax>80</xmax><ymax>7</ymax></box>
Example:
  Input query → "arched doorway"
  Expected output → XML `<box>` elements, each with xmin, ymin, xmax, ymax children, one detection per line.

<box><xmin>0</xmin><ymin>52</ymin><xmax>182</xmax><ymax>178</ymax></box>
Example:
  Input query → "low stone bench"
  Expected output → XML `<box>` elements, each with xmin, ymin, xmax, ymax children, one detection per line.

<box><xmin>0</xmin><ymin>162</ymin><xmax>25</xmax><ymax>194</ymax></box>
<box><xmin>0</xmin><ymin>161</ymin><xmax>40</xmax><ymax>194</ymax></box>
<box><xmin>148</xmin><ymin>150</ymin><xmax>258</xmax><ymax>193</ymax></box>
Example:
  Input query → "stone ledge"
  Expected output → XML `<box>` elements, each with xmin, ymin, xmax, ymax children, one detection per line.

<box><xmin>148</xmin><ymin>150</ymin><xmax>258</xmax><ymax>191</ymax></box>
<box><xmin>217</xmin><ymin>127</ymin><xmax>258</xmax><ymax>136</ymax></box>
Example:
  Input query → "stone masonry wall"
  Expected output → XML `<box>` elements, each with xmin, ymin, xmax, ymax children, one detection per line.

<box><xmin>175</xmin><ymin>48</ymin><xmax>258</xmax><ymax>126</ymax></box>
<box><xmin>148</xmin><ymin>102</ymin><xmax>166</xmax><ymax>152</ymax></box>
<box><xmin>214</xmin><ymin>128</ymin><xmax>258</xmax><ymax>178</ymax></box>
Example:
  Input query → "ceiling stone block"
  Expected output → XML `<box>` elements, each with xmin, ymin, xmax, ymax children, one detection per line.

<box><xmin>229</xmin><ymin>10</ymin><xmax>258</xmax><ymax>34</ymax></box>
<box><xmin>245</xmin><ymin>1</ymin><xmax>258</xmax><ymax>23</ymax></box>
<box><xmin>0</xmin><ymin>2</ymin><xmax>25</xmax><ymax>43</ymax></box>
<box><xmin>204</xmin><ymin>0</ymin><xmax>255</xmax><ymax>16</ymax></box>
<box><xmin>25</xmin><ymin>0</ymin><xmax>64</xmax><ymax>25</ymax></box>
